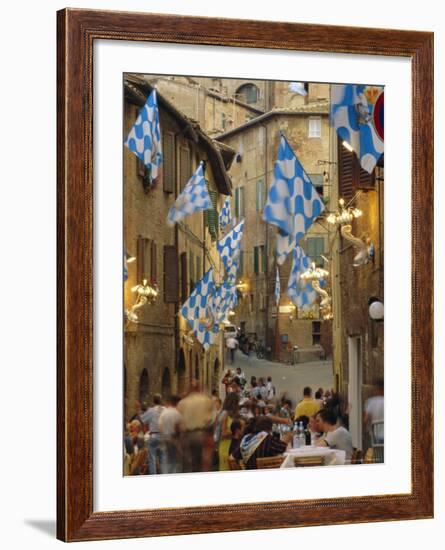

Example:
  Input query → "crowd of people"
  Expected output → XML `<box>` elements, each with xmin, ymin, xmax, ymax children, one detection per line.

<box><xmin>123</xmin><ymin>367</ymin><xmax>383</xmax><ymax>475</ymax></box>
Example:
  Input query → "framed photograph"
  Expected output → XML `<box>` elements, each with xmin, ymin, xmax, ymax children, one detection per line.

<box><xmin>57</xmin><ymin>8</ymin><xmax>433</xmax><ymax>542</ymax></box>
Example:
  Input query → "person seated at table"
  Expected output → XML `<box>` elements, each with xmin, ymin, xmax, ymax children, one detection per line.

<box><xmin>315</xmin><ymin>408</ymin><xmax>353</xmax><ymax>461</ymax></box>
<box><xmin>308</xmin><ymin>414</ymin><xmax>324</xmax><ymax>444</ymax></box>
<box><xmin>228</xmin><ymin>419</ymin><xmax>243</xmax><ymax>456</ymax></box>
<box><xmin>294</xmin><ymin>386</ymin><xmax>321</xmax><ymax>419</ymax></box>
<box><xmin>233</xmin><ymin>416</ymin><xmax>292</xmax><ymax>469</ymax></box>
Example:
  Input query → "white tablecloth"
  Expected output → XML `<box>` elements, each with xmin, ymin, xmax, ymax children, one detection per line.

<box><xmin>280</xmin><ymin>446</ymin><xmax>346</xmax><ymax>468</ymax></box>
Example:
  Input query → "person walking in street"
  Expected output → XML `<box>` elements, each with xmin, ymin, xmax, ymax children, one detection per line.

<box><xmin>159</xmin><ymin>395</ymin><xmax>183</xmax><ymax>474</ymax></box>
<box><xmin>141</xmin><ymin>394</ymin><xmax>166</xmax><ymax>475</ymax></box>
<box><xmin>226</xmin><ymin>335</ymin><xmax>238</xmax><ymax>364</ymax></box>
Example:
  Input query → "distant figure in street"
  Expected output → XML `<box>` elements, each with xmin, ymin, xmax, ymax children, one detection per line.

<box><xmin>266</xmin><ymin>376</ymin><xmax>275</xmax><ymax>400</ymax></box>
<box><xmin>235</xmin><ymin>367</ymin><xmax>246</xmax><ymax>389</ymax></box>
<box><xmin>221</xmin><ymin>368</ymin><xmax>233</xmax><ymax>395</ymax></box>
<box><xmin>226</xmin><ymin>336</ymin><xmax>238</xmax><ymax>364</ymax></box>
<box><xmin>159</xmin><ymin>395</ymin><xmax>183</xmax><ymax>474</ymax></box>
<box><xmin>177</xmin><ymin>381</ymin><xmax>215</xmax><ymax>473</ymax></box>
<box><xmin>140</xmin><ymin>394</ymin><xmax>165</xmax><ymax>475</ymax></box>
<box><xmin>294</xmin><ymin>387</ymin><xmax>321</xmax><ymax>419</ymax></box>
<box><xmin>315</xmin><ymin>408</ymin><xmax>353</xmax><ymax>461</ymax></box>
<box><xmin>364</xmin><ymin>378</ymin><xmax>384</xmax><ymax>445</ymax></box>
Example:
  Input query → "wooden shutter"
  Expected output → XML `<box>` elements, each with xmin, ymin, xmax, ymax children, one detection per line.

<box><xmin>338</xmin><ymin>140</ymin><xmax>376</xmax><ymax>199</ymax></box>
<box><xmin>238</xmin><ymin>251</ymin><xmax>244</xmax><ymax>277</ymax></box>
<box><xmin>261</xmin><ymin>245</ymin><xmax>266</xmax><ymax>274</ymax></box>
<box><xmin>179</xmin><ymin>147</ymin><xmax>191</xmax><ymax>190</ymax></box>
<box><xmin>338</xmin><ymin>140</ymin><xmax>355</xmax><ymax>200</ymax></box>
<box><xmin>137</xmin><ymin>235</ymin><xmax>148</xmax><ymax>282</ymax></box>
<box><xmin>150</xmin><ymin>241</ymin><xmax>157</xmax><ymax>282</ymax></box>
<box><xmin>196</xmin><ymin>255</ymin><xmax>201</xmax><ymax>282</ymax></box>
<box><xmin>204</xmin><ymin>189</ymin><xmax>218</xmax><ymax>241</ymax></box>
<box><xmin>180</xmin><ymin>252</ymin><xmax>188</xmax><ymax>302</ymax></box>
<box><xmin>162</xmin><ymin>132</ymin><xmax>175</xmax><ymax>193</ymax></box>
<box><xmin>253</xmin><ymin>246</ymin><xmax>259</xmax><ymax>274</ymax></box>
<box><xmin>163</xmin><ymin>246</ymin><xmax>179</xmax><ymax>303</ymax></box>
<box><xmin>189</xmin><ymin>250</ymin><xmax>195</xmax><ymax>285</ymax></box>
<box><xmin>357</xmin><ymin>164</ymin><xmax>376</xmax><ymax>190</ymax></box>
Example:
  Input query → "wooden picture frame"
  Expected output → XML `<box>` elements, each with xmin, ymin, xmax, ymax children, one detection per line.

<box><xmin>57</xmin><ymin>8</ymin><xmax>434</xmax><ymax>542</ymax></box>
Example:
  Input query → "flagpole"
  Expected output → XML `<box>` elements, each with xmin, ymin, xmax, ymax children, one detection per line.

<box><xmin>274</xmin><ymin>293</ymin><xmax>280</xmax><ymax>362</ymax></box>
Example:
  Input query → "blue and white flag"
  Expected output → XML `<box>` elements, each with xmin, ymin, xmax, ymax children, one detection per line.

<box><xmin>211</xmin><ymin>281</ymin><xmax>238</xmax><ymax>324</ymax></box>
<box><xmin>123</xmin><ymin>250</ymin><xmax>128</xmax><ymax>282</ymax></box>
<box><xmin>274</xmin><ymin>267</ymin><xmax>281</xmax><ymax>306</ymax></box>
<box><xmin>263</xmin><ymin>135</ymin><xmax>325</xmax><ymax>265</ymax></box>
<box><xmin>167</xmin><ymin>162</ymin><xmax>211</xmax><ymax>226</ymax></box>
<box><xmin>288</xmin><ymin>82</ymin><xmax>308</xmax><ymax>96</ymax></box>
<box><xmin>217</xmin><ymin>219</ymin><xmax>245</xmax><ymax>273</ymax></box>
<box><xmin>331</xmin><ymin>84</ymin><xmax>384</xmax><ymax>174</ymax></box>
<box><xmin>219</xmin><ymin>198</ymin><xmax>232</xmax><ymax>232</ymax></box>
<box><xmin>180</xmin><ymin>268</ymin><xmax>219</xmax><ymax>349</ymax></box>
<box><xmin>124</xmin><ymin>89</ymin><xmax>162</xmax><ymax>183</ymax></box>
<box><xmin>286</xmin><ymin>246</ymin><xmax>318</xmax><ymax>310</ymax></box>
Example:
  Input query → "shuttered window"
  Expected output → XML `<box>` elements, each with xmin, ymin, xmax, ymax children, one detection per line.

<box><xmin>196</xmin><ymin>255</ymin><xmax>201</xmax><ymax>282</ymax></box>
<box><xmin>137</xmin><ymin>237</ymin><xmax>157</xmax><ymax>283</ymax></box>
<box><xmin>256</xmin><ymin>179</ymin><xmax>265</xmax><ymax>211</ymax></box>
<box><xmin>189</xmin><ymin>250</ymin><xmax>195</xmax><ymax>288</ymax></box>
<box><xmin>306</xmin><ymin>237</ymin><xmax>325</xmax><ymax>266</ymax></box>
<box><xmin>338</xmin><ymin>140</ymin><xmax>376</xmax><ymax>200</ymax></box>
<box><xmin>150</xmin><ymin>241</ymin><xmax>157</xmax><ymax>282</ymax></box>
<box><xmin>163</xmin><ymin>246</ymin><xmax>179</xmax><ymax>303</ymax></box>
<box><xmin>179</xmin><ymin>146</ymin><xmax>191</xmax><ymax>190</ymax></box>
<box><xmin>180</xmin><ymin>252</ymin><xmax>188</xmax><ymax>302</ymax></box>
<box><xmin>162</xmin><ymin>132</ymin><xmax>175</xmax><ymax>193</ymax></box>
<box><xmin>238</xmin><ymin>250</ymin><xmax>244</xmax><ymax>277</ymax></box>
<box><xmin>235</xmin><ymin>186</ymin><xmax>245</xmax><ymax>217</ymax></box>
<box><xmin>204</xmin><ymin>189</ymin><xmax>218</xmax><ymax>241</ymax></box>
<box><xmin>253</xmin><ymin>245</ymin><xmax>266</xmax><ymax>274</ymax></box>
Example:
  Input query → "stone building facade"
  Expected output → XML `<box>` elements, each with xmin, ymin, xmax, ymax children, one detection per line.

<box><xmin>330</xmin><ymin>131</ymin><xmax>384</xmax><ymax>450</ymax></box>
<box><xmin>141</xmin><ymin>75</ymin><xmax>262</xmax><ymax>137</ymax></box>
<box><xmin>217</xmin><ymin>98</ymin><xmax>334</xmax><ymax>361</ymax></box>
<box><xmin>123</xmin><ymin>76</ymin><xmax>234</xmax><ymax>421</ymax></box>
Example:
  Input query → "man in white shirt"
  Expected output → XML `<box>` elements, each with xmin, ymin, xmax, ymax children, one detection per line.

<box><xmin>364</xmin><ymin>378</ymin><xmax>384</xmax><ymax>445</ymax></box>
<box><xmin>159</xmin><ymin>395</ymin><xmax>183</xmax><ymax>474</ymax></box>
<box><xmin>141</xmin><ymin>394</ymin><xmax>165</xmax><ymax>474</ymax></box>
<box><xmin>226</xmin><ymin>336</ymin><xmax>238</xmax><ymax>364</ymax></box>
<box><xmin>315</xmin><ymin>408</ymin><xmax>353</xmax><ymax>462</ymax></box>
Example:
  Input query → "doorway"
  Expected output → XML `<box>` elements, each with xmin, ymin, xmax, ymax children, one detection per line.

<box><xmin>348</xmin><ymin>336</ymin><xmax>362</xmax><ymax>450</ymax></box>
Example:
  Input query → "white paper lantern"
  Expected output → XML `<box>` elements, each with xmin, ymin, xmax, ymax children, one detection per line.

<box><xmin>369</xmin><ymin>300</ymin><xmax>384</xmax><ymax>320</ymax></box>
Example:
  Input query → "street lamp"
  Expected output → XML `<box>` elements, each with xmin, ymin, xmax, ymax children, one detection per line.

<box><xmin>368</xmin><ymin>297</ymin><xmax>384</xmax><ymax>321</ymax></box>
<box><xmin>300</xmin><ymin>263</ymin><xmax>333</xmax><ymax>320</ymax></box>
<box><xmin>125</xmin><ymin>278</ymin><xmax>159</xmax><ymax>324</ymax></box>
<box><xmin>327</xmin><ymin>198</ymin><xmax>373</xmax><ymax>267</ymax></box>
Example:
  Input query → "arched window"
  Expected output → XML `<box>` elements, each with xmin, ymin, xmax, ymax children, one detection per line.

<box><xmin>236</xmin><ymin>83</ymin><xmax>259</xmax><ymax>105</ymax></box>
<box><xmin>177</xmin><ymin>349</ymin><xmax>187</xmax><ymax>396</ymax></box>
<box><xmin>194</xmin><ymin>355</ymin><xmax>200</xmax><ymax>381</ymax></box>
<box><xmin>161</xmin><ymin>368</ymin><xmax>171</xmax><ymax>399</ymax></box>
<box><xmin>139</xmin><ymin>368</ymin><xmax>149</xmax><ymax>404</ymax></box>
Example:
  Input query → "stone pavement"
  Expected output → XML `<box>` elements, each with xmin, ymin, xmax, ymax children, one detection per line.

<box><xmin>228</xmin><ymin>351</ymin><xmax>334</xmax><ymax>407</ymax></box>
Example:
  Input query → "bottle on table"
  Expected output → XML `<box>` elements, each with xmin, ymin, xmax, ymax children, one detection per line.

<box><xmin>293</xmin><ymin>421</ymin><xmax>300</xmax><ymax>448</ymax></box>
<box><xmin>298</xmin><ymin>421</ymin><xmax>306</xmax><ymax>448</ymax></box>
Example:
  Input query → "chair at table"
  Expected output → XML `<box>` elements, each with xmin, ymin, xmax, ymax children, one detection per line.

<box><xmin>256</xmin><ymin>455</ymin><xmax>285</xmax><ymax>469</ymax></box>
<box><xmin>228</xmin><ymin>456</ymin><xmax>244</xmax><ymax>470</ymax></box>
<box><xmin>351</xmin><ymin>448</ymin><xmax>363</xmax><ymax>464</ymax></box>
<box><xmin>293</xmin><ymin>456</ymin><xmax>324</xmax><ymax>467</ymax></box>
<box><xmin>371</xmin><ymin>421</ymin><xmax>384</xmax><ymax>463</ymax></box>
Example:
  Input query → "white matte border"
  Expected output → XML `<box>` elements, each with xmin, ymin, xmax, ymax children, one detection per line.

<box><xmin>94</xmin><ymin>40</ymin><xmax>411</xmax><ymax>512</ymax></box>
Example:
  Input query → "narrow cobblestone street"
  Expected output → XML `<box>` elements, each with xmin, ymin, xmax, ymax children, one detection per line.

<box><xmin>227</xmin><ymin>351</ymin><xmax>334</xmax><ymax>406</ymax></box>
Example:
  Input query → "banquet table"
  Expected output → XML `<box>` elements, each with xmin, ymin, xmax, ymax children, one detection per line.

<box><xmin>280</xmin><ymin>446</ymin><xmax>346</xmax><ymax>468</ymax></box>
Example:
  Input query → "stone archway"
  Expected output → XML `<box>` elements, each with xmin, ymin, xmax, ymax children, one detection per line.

<box><xmin>177</xmin><ymin>349</ymin><xmax>186</xmax><ymax>397</ymax></box>
<box><xmin>139</xmin><ymin>368</ymin><xmax>149</xmax><ymax>405</ymax></box>
<box><xmin>212</xmin><ymin>358</ymin><xmax>220</xmax><ymax>394</ymax></box>
<box><xmin>161</xmin><ymin>367</ymin><xmax>171</xmax><ymax>399</ymax></box>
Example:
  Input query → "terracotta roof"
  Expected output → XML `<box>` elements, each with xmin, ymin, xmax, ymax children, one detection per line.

<box><xmin>215</xmin><ymin>102</ymin><xmax>330</xmax><ymax>140</ymax></box>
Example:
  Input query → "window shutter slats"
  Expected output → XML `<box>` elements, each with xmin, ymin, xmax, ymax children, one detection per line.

<box><xmin>137</xmin><ymin>235</ymin><xmax>146</xmax><ymax>282</ymax></box>
<box><xmin>163</xmin><ymin>246</ymin><xmax>179</xmax><ymax>303</ymax></box>
<box><xmin>180</xmin><ymin>252</ymin><xmax>188</xmax><ymax>302</ymax></box>
<box><xmin>338</xmin><ymin>141</ymin><xmax>355</xmax><ymax>200</ymax></box>
<box><xmin>150</xmin><ymin>241</ymin><xmax>157</xmax><ymax>282</ymax></box>
<box><xmin>162</xmin><ymin>132</ymin><xmax>175</xmax><ymax>193</ymax></box>
<box><xmin>179</xmin><ymin>147</ymin><xmax>190</xmax><ymax>190</ymax></box>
